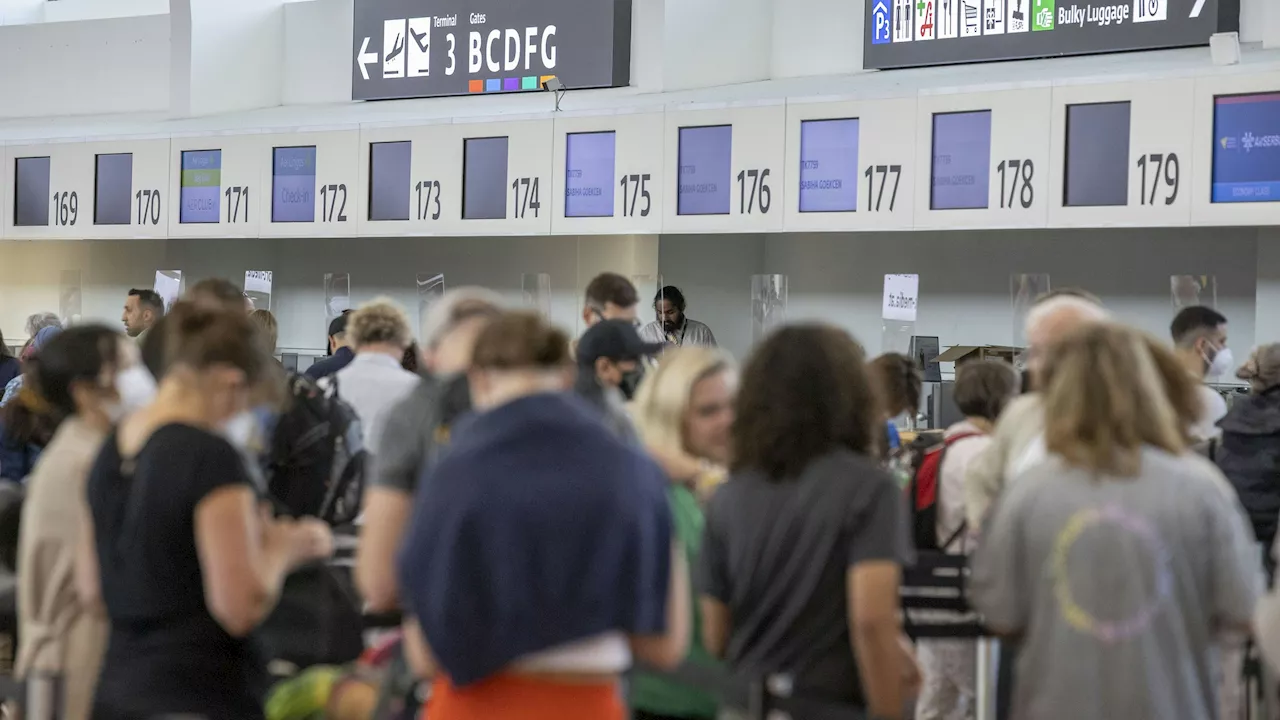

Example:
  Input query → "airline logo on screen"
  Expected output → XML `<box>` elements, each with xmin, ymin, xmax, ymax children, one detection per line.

<box><xmin>1220</xmin><ymin>133</ymin><xmax>1280</xmax><ymax>153</ymax></box>
<box><xmin>352</xmin><ymin>0</ymin><xmax>628</xmax><ymax>101</ymax></box>
<box><xmin>866</xmin><ymin>0</ymin><xmax>1223</xmax><ymax>67</ymax></box>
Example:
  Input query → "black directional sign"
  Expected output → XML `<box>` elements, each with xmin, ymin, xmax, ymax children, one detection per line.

<box><xmin>865</xmin><ymin>0</ymin><xmax>1238</xmax><ymax>69</ymax></box>
<box><xmin>352</xmin><ymin>0</ymin><xmax>631</xmax><ymax>101</ymax></box>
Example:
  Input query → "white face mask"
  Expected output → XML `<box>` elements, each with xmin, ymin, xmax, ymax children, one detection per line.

<box><xmin>221</xmin><ymin>411</ymin><xmax>259</xmax><ymax>450</ymax></box>
<box><xmin>103</xmin><ymin>365</ymin><xmax>157</xmax><ymax>423</ymax></box>
<box><xmin>1206</xmin><ymin>344</ymin><xmax>1235</xmax><ymax>379</ymax></box>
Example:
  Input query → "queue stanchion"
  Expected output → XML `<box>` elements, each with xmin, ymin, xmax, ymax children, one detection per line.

<box><xmin>974</xmin><ymin>639</ymin><xmax>1000</xmax><ymax>720</ymax></box>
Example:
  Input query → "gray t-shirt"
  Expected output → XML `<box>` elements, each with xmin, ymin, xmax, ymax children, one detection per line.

<box><xmin>696</xmin><ymin>450</ymin><xmax>911</xmax><ymax>705</ymax></box>
<box><xmin>970</xmin><ymin>447</ymin><xmax>1262</xmax><ymax>720</ymax></box>
<box><xmin>370</xmin><ymin>374</ymin><xmax>471</xmax><ymax>493</ymax></box>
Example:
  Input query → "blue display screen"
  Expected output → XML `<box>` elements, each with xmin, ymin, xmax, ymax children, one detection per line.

<box><xmin>462</xmin><ymin>137</ymin><xmax>509</xmax><ymax>220</ymax></box>
<box><xmin>14</xmin><ymin>156</ymin><xmax>50</xmax><ymax>227</ymax></box>
<box><xmin>799</xmin><ymin>118</ymin><xmax>860</xmax><ymax>213</ymax></box>
<box><xmin>272</xmin><ymin>146</ymin><xmax>317</xmax><ymax>222</ymax></box>
<box><xmin>369</xmin><ymin>141</ymin><xmax>412</xmax><ymax>221</ymax></box>
<box><xmin>565</xmin><ymin>131</ymin><xmax>616</xmax><ymax>218</ymax></box>
<box><xmin>930</xmin><ymin>110</ymin><xmax>992</xmax><ymax>210</ymax></box>
<box><xmin>180</xmin><ymin>150</ymin><xmax>221</xmax><ymax>224</ymax></box>
<box><xmin>1212</xmin><ymin>92</ymin><xmax>1280</xmax><ymax>204</ymax></box>
<box><xmin>677</xmin><ymin>125</ymin><xmax>732</xmax><ymax>216</ymax></box>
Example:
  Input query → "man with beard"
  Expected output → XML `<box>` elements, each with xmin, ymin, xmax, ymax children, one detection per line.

<box><xmin>356</xmin><ymin>287</ymin><xmax>503</xmax><ymax>612</ymax></box>
<box><xmin>640</xmin><ymin>286</ymin><xmax>717</xmax><ymax>349</ymax></box>
<box><xmin>575</xmin><ymin>319</ymin><xmax>662</xmax><ymax>444</ymax></box>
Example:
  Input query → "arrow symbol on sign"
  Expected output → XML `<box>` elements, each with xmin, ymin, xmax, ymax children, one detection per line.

<box><xmin>1189</xmin><ymin>0</ymin><xmax>1205</xmax><ymax>17</ymax></box>
<box><xmin>357</xmin><ymin>36</ymin><xmax>377</xmax><ymax>80</ymax></box>
<box><xmin>875</xmin><ymin>0</ymin><xmax>889</xmax><ymax>12</ymax></box>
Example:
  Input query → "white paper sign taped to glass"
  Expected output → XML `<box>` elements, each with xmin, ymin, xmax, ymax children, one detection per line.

<box><xmin>882</xmin><ymin>274</ymin><xmax>920</xmax><ymax>322</ymax></box>
<box><xmin>865</xmin><ymin>0</ymin><xmax>1235</xmax><ymax>70</ymax></box>
<box><xmin>352</xmin><ymin>0</ymin><xmax>632</xmax><ymax>100</ymax></box>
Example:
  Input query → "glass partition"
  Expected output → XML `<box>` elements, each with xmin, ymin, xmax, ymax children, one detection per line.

<box><xmin>881</xmin><ymin>273</ymin><xmax>918</xmax><ymax>355</ymax></box>
<box><xmin>1171</xmin><ymin>274</ymin><xmax>1217</xmax><ymax>310</ymax></box>
<box><xmin>153</xmin><ymin>270</ymin><xmax>183</xmax><ymax>312</ymax></box>
<box><xmin>1010</xmin><ymin>273</ymin><xmax>1051</xmax><ymax>352</ymax></box>
<box><xmin>751</xmin><ymin>274</ymin><xmax>788</xmax><ymax>346</ymax></box>
<box><xmin>324</xmin><ymin>272</ymin><xmax>352</xmax><ymax>323</ymax></box>
<box><xmin>59</xmin><ymin>269</ymin><xmax>82</xmax><ymax>326</ymax></box>
<box><xmin>244</xmin><ymin>270</ymin><xmax>274</xmax><ymax>312</ymax></box>
<box><xmin>417</xmin><ymin>273</ymin><xmax>446</xmax><ymax>331</ymax></box>
<box><xmin>522</xmin><ymin>272</ymin><xmax>552</xmax><ymax>319</ymax></box>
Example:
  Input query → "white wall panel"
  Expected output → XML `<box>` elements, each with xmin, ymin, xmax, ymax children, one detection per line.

<box><xmin>783</xmin><ymin>97</ymin><xmax>918</xmax><ymax>232</ymax></box>
<box><xmin>0</xmin><ymin>15</ymin><xmax>169</xmax><ymax>119</ymax></box>
<box><xmin>550</xmin><ymin>111</ymin><xmax>667</xmax><ymax>235</ymax></box>
<box><xmin>356</xmin><ymin>121</ymin><xmax>460</xmax><ymax>238</ymax></box>
<box><xmin>1046</xmin><ymin>79</ymin><xmax>1195</xmax><ymax>228</ymax></box>
<box><xmin>663</xmin><ymin>103</ymin><xmax>786</xmax><ymax>234</ymax></box>
<box><xmin>913</xmin><ymin>87</ymin><xmax>1053</xmax><ymax>231</ymax></box>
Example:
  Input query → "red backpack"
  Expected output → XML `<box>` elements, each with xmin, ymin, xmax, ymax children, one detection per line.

<box><xmin>909</xmin><ymin>432</ymin><xmax>982</xmax><ymax>551</ymax></box>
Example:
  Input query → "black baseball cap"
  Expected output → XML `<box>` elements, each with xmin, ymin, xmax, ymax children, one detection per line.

<box><xmin>578</xmin><ymin>319</ymin><xmax>663</xmax><ymax>366</ymax></box>
<box><xmin>328</xmin><ymin>309</ymin><xmax>352</xmax><ymax>338</ymax></box>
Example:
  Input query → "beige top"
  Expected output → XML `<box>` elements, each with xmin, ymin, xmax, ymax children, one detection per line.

<box><xmin>962</xmin><ymin>393</ymin><xmax>1045</xmax><ymax>530</ymax></box>
<box><xmin>16</xmin><ymin>417</ymin><xmax>109</xmax><ymax>720</ymax></box>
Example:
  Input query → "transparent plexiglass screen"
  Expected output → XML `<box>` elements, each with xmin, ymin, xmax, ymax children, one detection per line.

<box><xmin>522</xmin><ymin>273</ymin><xmax>551</xmax><ymax>319</ymax></box>
<box><xmin>1171</xmin><ymin>275</ymin><xmax>1217</xmax><ymax>310</ymax></box>
<box><xmin>324</xmin><ymin>272</ymin><xmax>352</xmax><ymax>322</ymax></box>
<box><xmin>751</xmin><ymin>274</ymin><xmax>788</xmax><ymax>346</ymax></box>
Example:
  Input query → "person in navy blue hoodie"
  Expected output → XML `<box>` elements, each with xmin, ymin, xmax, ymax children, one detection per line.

<box><xmin>396</xmin><ymin>310</ymin><xmax>688</xmax><ymax>720</ymax></box>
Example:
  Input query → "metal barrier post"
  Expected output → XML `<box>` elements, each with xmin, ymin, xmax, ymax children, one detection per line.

<box><xmin>26</xmin><ymin>674</ymin><xmax>61</xmax><ymax>720</ymax></box>
<box><xmin>974</xmin><ymin>638</ymin><xmax>1000</xmax><ymax>720</ymax></box>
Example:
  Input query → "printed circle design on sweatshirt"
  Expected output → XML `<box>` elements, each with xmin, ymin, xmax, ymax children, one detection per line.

<box><xmin>1050</xmin><ymin>503</ymin><xmax>1172</xmax><ymax>644</ymax></box>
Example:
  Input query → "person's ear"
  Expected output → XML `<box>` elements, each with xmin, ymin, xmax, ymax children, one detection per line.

<box><xmin>582</xmin><ymin>306</ymin><xmax>593</xmax><ymax>327</ymax></box>
<box><xmin>594</xmin><ymin>356</ymin><xmax>613</xmax><ymax>379</ymax></box>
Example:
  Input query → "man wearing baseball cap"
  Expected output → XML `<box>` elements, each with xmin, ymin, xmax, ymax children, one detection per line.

<box><xmin>574</xmin><ymin>319</ymin><xmax>663</xmax><ymax>443</ymax></box>
<box><xmin>305</xmin><ymin>310</ymin><xmax>355</xmax><ymax>380</ymax></box>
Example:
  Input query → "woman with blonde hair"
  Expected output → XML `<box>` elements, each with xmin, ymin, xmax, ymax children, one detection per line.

<box><xmin>970</xmin><ymin>323</ymin><xmax>1260</xmax><ymax>720</ymax></box>
<box><xmin>629</xmin><ymin>347</ymin><xmax>735</xmax><ymax>720</ymax></box>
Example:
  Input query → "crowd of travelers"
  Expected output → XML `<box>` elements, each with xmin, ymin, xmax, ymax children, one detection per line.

<box><xmin>0</xmin><ymin>274</ymin><xmax>1278</xmax><ymax>720</ymax></box>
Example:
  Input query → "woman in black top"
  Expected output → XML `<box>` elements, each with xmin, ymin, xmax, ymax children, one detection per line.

<box><xmin>77</xmin><ymin>302</ymin><xmax>333</xmax><ymax>720</ymax></box>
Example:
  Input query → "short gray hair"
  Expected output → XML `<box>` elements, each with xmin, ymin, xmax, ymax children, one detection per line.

<box><xmin>25</xmin><ymin>312</ymin><xmax>61</xmax><ymax>337</ymax></box>
<box><xmin>421</xmin><ymin>287</ymin><xmax>505</xmax><ymax>349</ymax></box>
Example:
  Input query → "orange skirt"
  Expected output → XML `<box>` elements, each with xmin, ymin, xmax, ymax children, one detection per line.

<box><xmin>425</xmin><ymin>673</ymin><xmax>625</xmax><ymax>720</ymax></box>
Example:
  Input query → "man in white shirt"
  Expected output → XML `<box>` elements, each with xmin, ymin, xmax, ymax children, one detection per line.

<box><xmin>1170</xmin><ymin>305</ymin><xmax>1232</xmax><ymax>443</ymax></box>
<box><xmin>964</xmin><ymin>290</ymin><xmax>1110</xmax><ymax>529</ymax></box>
<box><xmin>639</xmin><ymin>285</ymin><xmax>717</xmax><ymax>349</ymax></box>
<box><xmin>325</xmin><ymin>297</ymin><xmax>420</xmax><ymax>451</ymax></box>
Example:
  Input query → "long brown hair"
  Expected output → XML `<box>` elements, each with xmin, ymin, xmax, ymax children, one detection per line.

<box><xmin>1042</xmin><ymin>323</ymin><xmax>1192</xmax><ymax>477</ymax></box>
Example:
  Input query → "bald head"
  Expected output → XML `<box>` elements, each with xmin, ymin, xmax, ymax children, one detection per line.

<box><xmin>1025</xmin><ymin>296</ymin><xmax>1110</xmax><ymax>383</ymax></box>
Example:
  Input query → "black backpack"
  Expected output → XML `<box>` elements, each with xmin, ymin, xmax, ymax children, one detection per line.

<box><xmin>265</xmin><ymin>373</ymin><xmax>367</xmax><ymax>525</ymax></box>
<box><xmin>259</xmin><ymin>373</ymin><xmax>368</xmax><ymax>670</ymax></box>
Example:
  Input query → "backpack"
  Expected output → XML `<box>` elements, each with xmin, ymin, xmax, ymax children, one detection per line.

<box><xmin>908</xmin><ymin>431</ymin><xmax>982</xmax><ymax>551</ymax></box>
<box><xmin>265</xmin><ymin>373</ymin><xmax>367</xmax><ymax>526</ymax></box>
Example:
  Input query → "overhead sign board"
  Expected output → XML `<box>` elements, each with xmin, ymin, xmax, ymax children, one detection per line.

<box><xmin>864</xmin><ymin>0</ymin><xmax>1237</xmax><ymax>70</ymax></box>
<box><xmin>352</xmin><ymin>0</ymin><xmax>631</xmax><ymax>101</ymax></box>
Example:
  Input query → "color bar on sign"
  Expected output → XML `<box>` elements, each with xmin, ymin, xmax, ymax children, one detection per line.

<box><xmin>485</xmin><ymin>78</ymin><xmax>501</xmax><ymax>92</ymax></box>
<box><xmin>540</xmin><ymin>75</ymin><xmax>556</xmax><ymax>86</ymax></box>
<box><xmin>521</xmin><ymin>76</ymin><xmax>539</xmax><ymax>90</ymax></box>
<box><xmin>468</xmin><ymin>80</ymin><xmax>484</xmax><ymax>93</ymax></box>
<box><xmin>503</xmin><ymin>77</ymin><xmax>520</xmax><ymax>91</ymax></box>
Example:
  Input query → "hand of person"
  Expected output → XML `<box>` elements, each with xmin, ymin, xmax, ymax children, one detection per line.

<box><xmin>287</xmin><ymin>518</ymin><xmax>335</xmax><ymax>565</ymax></box>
